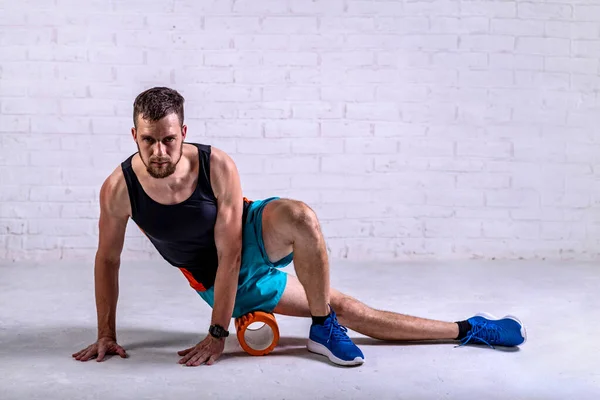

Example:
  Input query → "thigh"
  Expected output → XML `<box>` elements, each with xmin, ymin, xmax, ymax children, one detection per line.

<box><xmin>261</xmin><ymin>198</ymin><xmax>299</xmax><ymax>263</ymax></box>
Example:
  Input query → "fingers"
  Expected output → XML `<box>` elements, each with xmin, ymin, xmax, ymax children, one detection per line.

<box><xmin>206</xmin><ymin>354</ymin><xmax>218</xmax><ymax>366</ymax></box>
<box><xmin>177</xmin><ymin>347</ymin><xmax>193</xmax><ymax>357</ymax></box>
<box><xmin>78</xmin><ymin>347</ymin><xmax>97</xmax><ymax>362</ymax></box>
<box><xmin>116</xmin><ymin>346</ymin><xmax>127</xmax><ymax>358</ymax></box>
<box><xmin>96</xmin><ymin>346</ymin><xmax>106</xmax><ymax>362</ymax></box>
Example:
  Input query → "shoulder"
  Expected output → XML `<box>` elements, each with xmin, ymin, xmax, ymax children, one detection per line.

<box><xmin>208</xmin><ymin>147</ymin><xmax>241</xmax><ymax>200</ymax></box>
<box><xmin>100</xmin><ymin>165</ymin><xmax>131</xmax><ymax>218</ymax></box>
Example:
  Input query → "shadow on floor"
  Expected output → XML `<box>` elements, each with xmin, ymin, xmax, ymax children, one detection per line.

<box><xmin>0</xmin><ymin>324</ymin><xmax>518</xmax><ymax>366</ymax></box>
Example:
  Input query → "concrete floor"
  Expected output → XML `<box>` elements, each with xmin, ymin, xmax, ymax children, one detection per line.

<box><xmin>0</xmin><ymin>259</ymin><xmax>598</xmax><ymax>399</ymax></box>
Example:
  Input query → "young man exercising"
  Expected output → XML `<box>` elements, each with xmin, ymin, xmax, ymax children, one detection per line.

<box><xmin>72</xmin><ymin>87</ymin><xmax>526</xmax><ymax>367</ymax></box>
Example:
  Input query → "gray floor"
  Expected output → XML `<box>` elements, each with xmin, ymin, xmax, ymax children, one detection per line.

<box><xmin>0</xmin><ymin>259</ymin><xmax>598</xmax><ymax>399</ymax></box>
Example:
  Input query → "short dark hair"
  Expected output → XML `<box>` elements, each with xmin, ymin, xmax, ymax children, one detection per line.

<box><xmin>133</xmin><ymin>87</ymin><xmax>185</xmax><ymax>128</ymax></box>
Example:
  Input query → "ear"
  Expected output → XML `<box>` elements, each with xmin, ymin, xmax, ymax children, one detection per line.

<box><xmin>181</xmin><ymin>125</ymin><xmax>187</xmax><ymax>141</ymax></box>
<box><xmin>131</xmin><ymin>127</ymin><xmax>137</xmax><ymax>141</ymax></box>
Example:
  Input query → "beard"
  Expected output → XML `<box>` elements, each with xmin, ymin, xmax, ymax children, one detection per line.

<box><xmin>137</xmin><ymin>142</ymin><xmax>183</xmax><ymax>179</ymax></box>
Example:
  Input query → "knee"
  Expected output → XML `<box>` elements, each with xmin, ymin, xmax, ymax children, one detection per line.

<box><xmin>331</xmin><ymin>294</ymin><xmax>360</xmax><ymax>320</ymax></box>
<box><xmin>285</xmin><ymin>201</ymin><xmax>320</xmax><ymax>237</ymax></box>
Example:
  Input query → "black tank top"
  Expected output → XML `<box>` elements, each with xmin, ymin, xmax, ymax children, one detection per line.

<box><xmin>120</xmin><ymin>143</ymin><xmax>251</xmax><ymax>291</ymax></box>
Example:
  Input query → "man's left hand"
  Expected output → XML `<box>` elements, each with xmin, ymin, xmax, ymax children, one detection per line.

<box><xmin>177</xmin><ymin>335</ymin><xmax>225</xmax><ymax>366</ymax></box>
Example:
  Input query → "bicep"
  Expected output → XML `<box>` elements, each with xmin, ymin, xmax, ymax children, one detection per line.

<box><xmin>212</xmin><ymin>151</ymin><xmax>244</xmax><ymax>259</ymax></box>
<box><xmin>96</xmin><ymin>179</ymin><xmax>128</xmax><ymax>264</ymax></box>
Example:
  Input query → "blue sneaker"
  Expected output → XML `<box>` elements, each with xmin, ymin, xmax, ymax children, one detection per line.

<box><xmin>460</xmin><ymin>312</ymin><xmax>527</xmax><ymax>348</ymax></box>
<box><xmin>307</xmin><ymin>309</ymin><xmax>364</xmax><ymax>366</ymax></box>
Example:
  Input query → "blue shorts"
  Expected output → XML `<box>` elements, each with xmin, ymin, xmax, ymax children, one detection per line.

<box><xmin>196</xmin><ymin>197</ymin><xmax>293</xmax><ymax>319</ymax></box>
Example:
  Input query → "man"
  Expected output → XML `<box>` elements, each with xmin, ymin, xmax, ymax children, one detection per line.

<box><xmin>72</xmin><ymin>87</ymin><xmax>526</xmax><ymax>367</ymax></box>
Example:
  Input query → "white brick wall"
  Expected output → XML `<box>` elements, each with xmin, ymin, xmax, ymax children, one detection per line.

<box><xmin>1</xmin><ymin>0</ymin><xmax>599</xmax><ymax>262</ymax></box>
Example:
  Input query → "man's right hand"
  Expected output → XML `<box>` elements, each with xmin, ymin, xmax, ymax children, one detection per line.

<box><xmin>72</xmin><ymin>337</ymin><xmax>127</xmax><ymax>362</ymax></box>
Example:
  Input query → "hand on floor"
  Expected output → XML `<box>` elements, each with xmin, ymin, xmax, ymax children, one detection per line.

<box><xmin>177</xmin><ymin>335</ymin><xmax>225</xmax><ymax>366</ymax></box>
<box><xmin>72</xmin><ymin>337</ymin><xmax>128</xmax><ymax>362</ymax></box>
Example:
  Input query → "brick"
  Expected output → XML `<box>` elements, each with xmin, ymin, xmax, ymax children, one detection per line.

<box><xmin>264</xmin><ymin>121</ymin><xmax>319</xmax><ymax>138</ymax></box>
<box><xmin>482</xmin><ymin>220</ymin><xmax>540</xmax><ymax>240</ymax></box>
<box><xmin>545</xmin><ymin>57</ymin><xmax>598</xmax><ymax>74</ymax></box>
<box><xmin>59</xmin><ymin>99</ymin><xmax>115</xmax><ymax>116</ymax></box>
<box><xmin>404</xmin><ymin>0</ymin><xmax>460</xmax><ymax>16</ymax></box>
<box><xmin>426</xmin><ymin>189</ymin><xmax>484</xmax><ymax>207</ymax></box>
<box><xmin>201</xmin><ymin>86</ymin><xmax>261</xmax><ymax>102</ymax></box>
<box><xmin>400</xmin><ymin>104</ymin><xmax>457</xmax><ymax>124</ymax></box>
<box><xmin>0</xmin><ymin>27</ymin><xmax>55</xmax><ymax>46</ymax></box>
<box><xmin>427</xmin><ymin>158</ymin><xmax>485</xmax><ymax>172</ymax></box>
<box><xmin>0</xmin><ymin>202</ymin><xmax>62</xmax><ymax>219</ymax></box>
<box><xmin>292</xmin><ymin>138</ymin><xmax>344</xmax><ymax>154</ymax></box>
<box><xmin>31</xmin><ymin>117</ymin><xmax>91</xmax><ymax>134</ymax></box>
<box><xmin>541</xmin><ymin>192</ymin><xmax>590</xmax><ymax>208</ymax></box>
<box><xmin>457</xmin><ymin>105</ymin><xmax>512</xmax><ymax>124</ymax></box>
<box><xmin>204</xmin><ymin>51</ymin><xmax>263</xmax><ymax>67</ymax></box>
<box><xmin>545</xmin><ymin>21</ymin><xmax>599</xmax><ymax>40</ymax></box>
<box><xmin>56</xmin><ymin>64</ymin><xmax>114</xmax><ymax>82</ymax></box>
<box><xmin>514</xmin><ymin>71</ymin><xmax>570</xmax><ymax>90</ymax></box>
<box><xmin>491</xmin><ymin>19</ymin><xmax>544</xmax><ymax>36</ymax></box>
<box><xmin>0</xmin><ymin>46</ymin><xmax>27</xmax><ymax>61</ymax></box>
<box><xmin>28</xmin><ymin>45</ymin><xmax>87</xmax><ymax>62</ymax></box>
<box><xmin>237</xmin><ymin>139</ymin><xmax>292</xmax><ymax>155</ymax></box>
<box><xmin>263</xmin><ymin>52</ymin><xmax>318</xmax><ymax>66</ymax></box>
<box><xmin>29</xmin><ymin>151</ymin><xmax>92</xmax><ymax>167</ymax></box>
<box><xmin>92</xmin><ymin>117</ymin><xmax>133</xmax><ymax>135</ymax></box>
<box><xmin>175</xmin><ymin>68</ymin><xmax>234</xmax><ymax>84</ymax></box>
<box><xmin>373</xmin><ymin>156</ymin><xmax>428</xmax><ymax>173</ymax></box>
<box><xmin>518</xmin><ymin>3</ymin><xmax>573</xmax><ymax>20</ymax></box>
<box><xmin>0</xmin><ymin>116</ymin><xmax>29</xmax><ymax>132</ymax></box>
<box><xmin>320</xmin><ymin>52</ymin><xmax>374</xmax><ymax>67</ymax></box>
<box><xmin>233</xmin><ymin>35</ymin><xmax>289</xmax><ymax>50</ymax></box>
<box><xmin>372</xmin><ymin>218</ymin><xmax>424</xmax><ymax>238</ymax></box>
<box><xmin>489</xmin><ymin>54</ymin><xmax>544</xmax><ymax>70</ymax></box>
<box><xmin>376</xmin><ymin>51</ymin><xmax>430</xmax><ymax>68</ymax></box>
<box><xmin>459</xmin><ymin>35</ymin><xmax>515</xmax><ymax>52</ymax></box>
<box><xmin>57</xmin><ymin>28</ymin><xmax>115</xmax><ymax>46</ymax></box>
<box><xmin>28</xmin><ymin>218</ymin><xmax>96</xmax><ymax>236</ymax></box>
<box><xmin>486</xmin><ymin>189</ymin><xmax>540</xmax><ymax>207</ymax></box>
<box><xmin>432</xmin><ymin>52</ymin><xmax>488</xmax><ymax>69</ymax></box>
<box><xmin>571</xmin><ymin>40</ymin><xmax>600</xmax><ymax>57</ymax></box>
<box><xmin>373</xmin><ymin>122</ymin><xmax>427</xmax><ymax>137</ymax></box>
<box><xmin>399</xmin><ymin>69</ymin><xmax>458</xmax><ymax>85</ymax></box>
<box><xmin>375</xmin><ymin>85</ymin><xmax>429</xmax><ymax>102</ymax></box>
<box><xmin>264</xmin><ymin>156</ymin><xmax>319</xmax><ymax>174</ymax></box>
<box><xmin>29</xmin><ymin>83</ymin><xmax>88</xmax><ymax>98</ymax></box>
<box><xmin>29</xmin><ymin>186</ymin><xmax>96</xmax><ymax>202</ymax></box>
<box><xmin>261</xmin><ymin>17</ymin><xmax>318</xmax><ymax>33</ymax></box>
<box><xmin>566</xmin><ymin>143</ymin><xmax>600</xmax><ymax>163</ymax></box>
<box><xmin>345</xmin><ymin>138</ymin><xmax>399</xmax><ymax>154</ymax></box>
<box><xmin>263</xmin><ymin>87</ymin><xmax>320</xmax><ymax>101</ymax></box>
<box><xmin>516</xmin><ymin>37</ymin><xmax>571</xmax><ymax>56</ymax></box>
<box><xmin>512</xmin><ymin>138</ymin><xmax>566</xmax><ymax>162</ymax></box>
<box><xmin>402</xmin><ymin>138</ymin><xmax>455</xmax><ymax>157</ymax></box>
<box><xmin>425</xmin><ymin>218</ymin><xmax>482</xmax><ymax>238</ymax></box>
<box><xmin>321</xmin><ymin>121</ymin><xmax>371</xmax><ymax>137</ymax></box>
<box><xmin>431</xmin><ymin>17</ymin><xmax>489</xmax><ymax>34</ymax></box>
<box><xmin>321</xmin><ymin>155</ymin><xmax>373</xmax><ymax>174</ymax></box>
<box><xmin>237</xmin><ymin>102</ymin><xmax>291</xmax><ymax>119</ymax></box>
<box><xmin>376</xmin><ymin>17</ymin><xmax>429</xmax><ymax>34</ymax></box>
<box><xmin>0</xmin><ymin>186</ymin><xmax>29</xmax><ymax>202</ymax></box>
<box><xmin>234</xmin><ymin>69</ymin><xmax>287</xmax><ymax>84</ymax></box>
<box><xmin>0</xmin><ymin>219</ymin><xmax>28</xmax><ymax>235</ymax></box>
<box><xmin>457</xmin><ymin>173</ymin><xmax>511</xmax><ymax>189</ymax></box>
<box><xmin>319</xmin><ymin>17</ymin><xmax>375</xmax><ymax>32</ymax></box>
<box><xmin>292</xmin><ymin>102</ymin><xmax>344</xmax><ymax>119</ymax></box>
<box><xmin>346</xmin><ymin>103</ymin><xmax>399</xmax><ymax>121</ymax></box>
<box><xmin>61</xmin><ymin>204</ymin><xmax>100</xmax><ymax>219</ymax></box>
<box><xmin>460</xmin><ymin>1</ymin><xmax>516</xmax><ymax>17</ymax></box>
<box><xmin>512</xmin><ymin>108</ymin><xmax>568</xmax><ymax>125</ymax></box>
<box><xmin>573</xmin><ymin>5</ymin><xmax>600</xmax><ymax>21</ymax></box>
<box><xmin>231</xmin><ymin>155</ymin><xmax>264</xmax><ymax>174</ymax></box>
<box><xmin>320</xmin><ymin>86</ymin><xmax>375</xmax><ymax>102</ymax></box>
<box><xmin>173</xmin><ymin>0</ymin><xmax>233</xmax><ymax>13</ymax></box>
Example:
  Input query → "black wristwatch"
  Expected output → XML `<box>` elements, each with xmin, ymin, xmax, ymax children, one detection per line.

<box><xmin>209</xmin><ymin>324</ymin><xmax>229</xmax><ymax>339</ymax></box>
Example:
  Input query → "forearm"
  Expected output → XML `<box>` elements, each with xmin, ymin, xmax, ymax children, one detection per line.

<box><xmin>94</xmin><ymin>254</ymin><xmax>120</xmax><ymax>340</ymax></box>
<box><xmin>210</xmin><ymin>256</ymin><xmax>241</xmax><ymax>331</ymax></box>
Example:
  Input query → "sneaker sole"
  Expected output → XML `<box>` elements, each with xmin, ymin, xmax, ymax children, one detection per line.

<box><xmin>307</xmin><ymin>339</ymin><xmax>364</xmax><ymax>366</ymax></box>
<box><xmin>474</xmin><ymin>312</ymin><xmax>528</xmax><ymax>345</ymax></box>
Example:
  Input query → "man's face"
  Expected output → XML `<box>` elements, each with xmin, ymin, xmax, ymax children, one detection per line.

<box><xmin>132</xmin><ymin>113</ymin><xmax>187</xmax><ymax>179</ymax></box>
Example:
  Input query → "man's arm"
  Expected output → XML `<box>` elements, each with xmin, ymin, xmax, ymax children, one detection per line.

<box><xmin>95</xmin><ymin>171</ymin><xmax>129</xmax><ymax>340</ymax></box>
<box><xmin>209</xmin><ymin>148</ymin><xmax>244</xmax><ymax>332</ymax></box>
<box><xmin>73</xmin><ymin>169</ymin><xmax>130</xmax><ymax>362</ymax></box>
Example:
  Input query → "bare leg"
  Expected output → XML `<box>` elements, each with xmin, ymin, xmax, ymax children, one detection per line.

<box><xmin>262</xmin><ymin>199</ymin><xmax>329</xmax><ymax>316</ymax></box>
<box><xmin>262</xmin><ymin>199</ymin><xmax>459</xmax><ymax>341</ymax></box>
<box><xmin>273</xmin><ymin>275</ymin><xmax>458</xmax><ymax>341</ymax></box>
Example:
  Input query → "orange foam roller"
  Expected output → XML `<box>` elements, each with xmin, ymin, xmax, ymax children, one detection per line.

<box><xmin>234</xmin><ymin>311</ymin><xmax>280</xmax><ymax>356</ymax></box>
